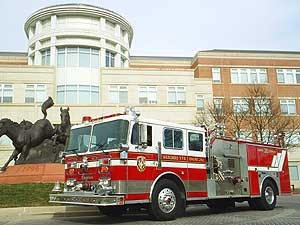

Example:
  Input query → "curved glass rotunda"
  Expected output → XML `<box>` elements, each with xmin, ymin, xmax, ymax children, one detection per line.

<box><xmin>24</xmin><ymin>4</ymin><xmax>133</xmax><ymax>104</ymax></box>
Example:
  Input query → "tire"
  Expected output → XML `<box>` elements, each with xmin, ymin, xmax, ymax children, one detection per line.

<box><xmin>248</xmin><ymin>198</ymin><xmax>259</xmax><ymax>210</ymax></box>
<box><xmin>98</xmin><ymin>206</ymin><xmax>127</xmax><ymax>217</ymax></box>
<box><xmin>149</xmin><ymin>179</ymin><xmax>185</xmax><ymax>221</ymax></box>
<box><xmin>255</xmin><ymin>180</ymin><xmax>277</xmax><ymax>210</ymax></box>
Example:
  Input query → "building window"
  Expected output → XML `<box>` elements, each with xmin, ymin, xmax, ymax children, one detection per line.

<box><xmin>280</xmin><ymin>99</ymin><xmax>296</xmax><ymax>115</ymax></box>
<box><xmin>289</xmin><ymin>166</ymin><xmax>299</xmax><ymax>180</ymax></box>
<box><xmin>108</xmin><ymin>86</ymin><xmax>128</xmax><ymax>104</ymax></box>
<box><xmin>41</xmin><ymin>49</ymin><xmax>50</xmax><ymax>65</ymax></box>
<box><xmin>231</xmin><ymin>68</ymin><xmax>267</xmax><ymax>84</ymax></box>
<box><xmin>25</xmin><ymin>84</ymin><xmax>47</xmax><ymax>103</ymax></box>
<box><xmin>57</xmin><ymin>85</ymin><xmax>99</xmax><ymax>104</ymax></box>
<box><xmin>285</xmin><ymin>131</ymin><xmax>300</xmax><ymax>146</ymax></box>
<box><xmin>163</xmin><ymin>128</ymin><xmax>183</xmax><ymax>149</ymax></box>
<box><xmin>254</xmin><ymin>99</ymin><xmax>270</xmax><ymax>115</ymax></box>
<box><xmin>0</xmin><ymin>84</ymin><xmax>13</xmax><ymax>103</ymax></box>
<box><xmin>168</xmin><ymin>86</ymin><xmax>186</xmax><ymax>104</ymax></box>
<box><xmin>139</xmin><ymin>86</ymin><xmax>157</xmax><ymax>104</ymax></box>
<box><xmin>212</xmin><ymin>68</ymin><xmax>221</xmax><ymax>83</ymax></box>
<box><xmin>106</xmin><ymin>51</ymin><xmax>115</xmax><ymax>67</ymax></box>
<box><xmin>277</xmin><ymin>69</ymin><xmax>300</xmax><ymax>84</ymax></box>
<box><xmin>236</xmin><ymin>130</ymin><xmax>252</xmax><ymax>140</ymax></box>
<box><xmin>257</xmin><ymin>130</ymin><xmax>273</xmax><ymax>144</ymax></box>
<box><xmin>57</xmin><ymin>47</ymin><xmax>99</xmax><ymax>68</ymax></box>
<box><xmin>233</xmin><ymin>98</ymin><xmax>249</xmax><ymax>114</ymax></box>
<box><xmin>196</xmin><ymin>95</ymin><xmax>204</xmax><ymax>111</ymax></box>
<box><xmin>213</xmin><ymin>98</ymin><xmax>223</xmax><ymax>114</ymax></box>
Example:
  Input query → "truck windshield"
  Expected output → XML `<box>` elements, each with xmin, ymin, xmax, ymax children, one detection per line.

<box><xmin>66</xmin><ymin>126</ymin><xmax>92</xmax><ymax>154</ymax></box>
<box><xmin>90</xmin><ymin>119</ymin><xmax>129</xmax><ymax>152</ymax></box>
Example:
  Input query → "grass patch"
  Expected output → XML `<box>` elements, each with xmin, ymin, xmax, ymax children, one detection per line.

<box><xmin>0</xmin><ymin>183</ymin><xmax>57</xmax><ymax>208</ymax></box>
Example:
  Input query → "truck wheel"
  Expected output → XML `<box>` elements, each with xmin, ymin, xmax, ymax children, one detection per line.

<box><xmin>256</xmin><ymin>180</ymin><xmax>277</xmax><ymax>210</ymax></box>
<box><xmin>98</xmin><ymin>206</ymin><xmax>127</xmax><ymax>217</ymax></box>
<box><xmin>149</xmin><ymin>179</ymin><xmax>184</xmax><ymax>220</ymax></box>
<box><xmin>248</xmin><ymin>198</ymin><xmax>259</xmax><ymax>209</ymax></box>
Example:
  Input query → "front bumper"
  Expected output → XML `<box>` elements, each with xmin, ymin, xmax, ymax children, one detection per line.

<box><xmin>49</xmin><ymin>192</ymin><xmax>125</xmax><ymax>206</ymax></box>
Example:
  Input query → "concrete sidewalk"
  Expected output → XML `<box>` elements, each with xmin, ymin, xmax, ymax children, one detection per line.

<box><xmin>0</xmin><ymin>206</ymin><xmax>98</xmax><ymax>220</ymax></box>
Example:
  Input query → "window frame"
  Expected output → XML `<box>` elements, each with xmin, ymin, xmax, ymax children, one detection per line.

<box><xmin>188</xmin><ymin>132</ymin><xmax>204</xmax><ymax>151</ymax></box>
<box><xmin>25</xmin><ymin>84</ymin><xmax>47</xmax><ymax>103</ymax></box>
<box><xmin>0</xmin><ymin>84</ymin><xmax>13</xmax><ymax>103</ymax></box>
<box><xmin>56</xmin><ymin>85</ymin><xmax>99</xmax><ymax>104</ymax></box>
<box><xmin>167</xmin><ymin>86</ymin><xmax>186</xmax><ymax>105</ymax></box>
<box><xmin>138</xmin><ymin>86</ymin><xmax>157</xmax><ymax>104</ymax></box>
<box><xmin>212</xmin><ymin>67</ymin><xmax>221</xmax><ymax>83</ymax></box>
<box><xmin>277</xmin><ymin>69</ymin><xmax>300</xmax><ymax>84</ymax></box>
<box><xmin>163</xmin><ymin>128</ymin><xmax>183</xmax><ymax>150</ymax></box>
<box><xmin>108</xmin><ymin>85</ymin><xmax>128</xmax><ymax>104</ymax></box>
<box><xmin>196</xmin><ymin>95</ymin><xmax>205</xmax><ymax>111</ymax></box>
<box><xmin>280</xmin><ymin>99</ymin><xmax>297</xmax><ymax>115</ymax></box>
<box><xmin>230</xmin><ymin>68</ymin><xmax>268</xmax><ymax>84</ymax></box>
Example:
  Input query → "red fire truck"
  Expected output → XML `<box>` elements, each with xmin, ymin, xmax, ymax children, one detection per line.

<box><xmin>50</xmin><ymin>108</ymin><xmax>291</xmax><ymax>220</ymax></box>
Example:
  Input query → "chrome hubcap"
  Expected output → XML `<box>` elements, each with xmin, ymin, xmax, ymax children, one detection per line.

<box><xmin>265</xmin><ymin>186</ymin><xmax>275</xmax><ymax>205</ymax></box>
<box><xmin>158</xmin><ymin>188</ymin><xmax>176</xmax><ymax>213</ymax></box>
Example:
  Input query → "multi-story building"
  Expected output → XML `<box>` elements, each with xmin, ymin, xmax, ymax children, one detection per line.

<box><xmin>0</xmin><ymin>4</ymin><xmax>299</xmax><ymax>187</ymax></box>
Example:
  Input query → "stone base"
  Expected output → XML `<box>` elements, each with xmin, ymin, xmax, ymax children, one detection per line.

<box><xmin>0</xmin><ymin>163</ymin><xmax>64</xmax><ymax>184</ymax></box>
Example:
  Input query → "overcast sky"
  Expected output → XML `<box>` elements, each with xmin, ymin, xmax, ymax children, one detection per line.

<box><xmin>0</xmin><ymin>0</ymin><xmax>299</xmax><ymax>57</ymax></box>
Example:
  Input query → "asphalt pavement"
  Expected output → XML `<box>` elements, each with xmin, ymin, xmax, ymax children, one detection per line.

<box><xmin>0</xmin><ymin>195</ymin><xmax>300</xmax><ymax>225</ymax></box>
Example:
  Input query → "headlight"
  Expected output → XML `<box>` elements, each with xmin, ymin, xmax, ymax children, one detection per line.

<box><xmin>82</xmin><ymin>156</ymin><xmax>88</xmax><ymax>166</ymax></box>
<box><xmin>66</xmin><ymin>179</ymin><xmax>76</xmax><ymax>187</ymax></box>
<box><xmin>99</xmin><ymin>178</ymin><xmax>111</xmax><ymax>186</ymax></box>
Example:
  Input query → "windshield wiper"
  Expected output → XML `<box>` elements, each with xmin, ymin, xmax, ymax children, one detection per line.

<box><xmin>93</xmin><ymin>142</ymin><xmax>109</xmax><ymax>154</ymax></box>
<box><xmin>66</xmin><ymin>148</ymin><xmax>79</xmax><ymax>156</ymax></box>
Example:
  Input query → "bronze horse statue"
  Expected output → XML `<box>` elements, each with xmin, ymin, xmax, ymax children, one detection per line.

<box><xmin>53</xmin><ymin>107</ymin><xmax>71</xmax><ymax>145</ymax></box>
<box><xmin>0</xmin><ymin>97</ymin><xmax>70</xmax><ymax>171</ymax></box>
<box><xmin>0</xmin><ymin>118</ymin><xmax>54</xmax><ymax>171</ymax></box>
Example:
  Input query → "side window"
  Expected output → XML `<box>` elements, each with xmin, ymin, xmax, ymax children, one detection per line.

<box><xmin>131</xmin><ymin>123</ymin><xmax>152</xmax><ymax>147</ymax></box>
<box><xmin>131</xmin><ymin>123</ymin><xmax>138</xmax><ymax>145</ymax></box>
<box><xmin>163</xmin><ymin>128</ymin><xmax>183</xmax><ymax>149</ymax></box>
<box><xmin>188</xmin><ymin>132</ymin><xmax>203</xmax><ymax>151</ymax></box>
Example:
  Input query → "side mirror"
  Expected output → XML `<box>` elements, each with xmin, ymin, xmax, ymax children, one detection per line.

<box><xmin>139</xmin><ymin>124</ymin><xmax>147</xmax><ymax>148</ymax></box>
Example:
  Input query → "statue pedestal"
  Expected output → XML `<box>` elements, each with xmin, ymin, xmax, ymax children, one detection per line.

<box><xmin>0</xmin><ymin>163</ymin><xmax>64</xmax><ymax>184</ymax></box>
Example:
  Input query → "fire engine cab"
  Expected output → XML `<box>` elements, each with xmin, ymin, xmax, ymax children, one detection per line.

<box><xmin>50</xmin><ymin>108</ymin><xmax>291</xmax><ymax>220</ymax></box>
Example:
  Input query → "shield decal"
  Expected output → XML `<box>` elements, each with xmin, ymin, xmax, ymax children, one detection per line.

<box><xmin>137</xmin><ymin>156</ymin><xmax>146</xmax><ymax>172</ymax></box>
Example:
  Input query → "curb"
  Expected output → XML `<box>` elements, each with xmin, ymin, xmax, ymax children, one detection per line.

<box><xmin>0</xmin><ymin>206</ymin><xmax>98</xmax><ymax>220</ymax></box>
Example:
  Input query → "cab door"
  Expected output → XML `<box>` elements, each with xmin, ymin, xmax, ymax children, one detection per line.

<box><xmin>187</xmin><ymin>131</ymin><xmax>208</xmax><ymax>198</ymax></box>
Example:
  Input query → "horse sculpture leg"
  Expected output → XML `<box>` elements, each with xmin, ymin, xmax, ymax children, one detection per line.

<box><xmin>0</xmin><ymin>149</ymin><xmax>20</xmax><ymax>171</ymax></box>
<box><xmin>20</xmin><ymin>145</ymin><xmax>31</xmax><ymax>162</ymax></box>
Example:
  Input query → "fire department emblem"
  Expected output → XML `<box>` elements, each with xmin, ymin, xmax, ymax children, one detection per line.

<box><xmin>137</xmin><ymin>156</ymin><xmax>146</xmax><ymax>172</ymax></box>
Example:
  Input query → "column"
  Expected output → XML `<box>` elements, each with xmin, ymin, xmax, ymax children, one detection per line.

<box><xmin>100</xmin><ymin>17</ymin><xmax>106</xmax><ymax>31</ymax></box>
<box><xmin>50</xmin><ymin>36</ymin><xmax>56</xmax><ymax>66</ymax></box>
<box><xmin>100</xmin><ymin>38</ymin><xmax>106</xmax><ymax>67</ymax></box>
<box><xmin>115</xmin><ymin>44</ymin><xmax>121</xmax><ymax>67</ymax></box>
<box><xmin>124</xmin><ymin>50</ymin><xmax>129</xmax><ymax>67</ymax></box>
<box><xmin>35</xmin><ymin>20</ymin><xmax>42</xmax><ymax>34</ymax></box>
<box><xmin>51</xmin><ymin>15</ymin><xmax>57</xmax><ymax>29</ymax></box>
<box><xmin>34</xmin><ymin>41</ymin><xmax>41</xmax><ymax>65</ymax></box>
<box><xmin>115</xmin><ymin>24</ymin><xmax>121</xmax><ymax>37</ymax></box>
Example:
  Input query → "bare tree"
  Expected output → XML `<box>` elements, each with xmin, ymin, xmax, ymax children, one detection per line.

<box><xmin>195</xmin><ymin>85</ymin><xmax>300</xmax><ymax>148</ymax></box>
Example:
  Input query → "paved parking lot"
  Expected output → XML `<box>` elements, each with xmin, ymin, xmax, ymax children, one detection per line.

<box><xmin>1</xmin><ymin>195</ymin><xmax>300</xmax><ymax>225</ymax></box>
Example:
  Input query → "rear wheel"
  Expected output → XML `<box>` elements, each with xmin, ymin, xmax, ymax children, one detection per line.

<box><xmin>258</xmin><ymin>180</ymin><xmax>277</xmax><ymax>210</ymax></box>
<box><xmin>250</xmin><ymin>180</ymin><xmax>277</xmax><ymax>210</ymax></box>
<box><xmin>149</xmin><ymin>179</ymin><xmax>185</xmax><ymax>221</ymax></box>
